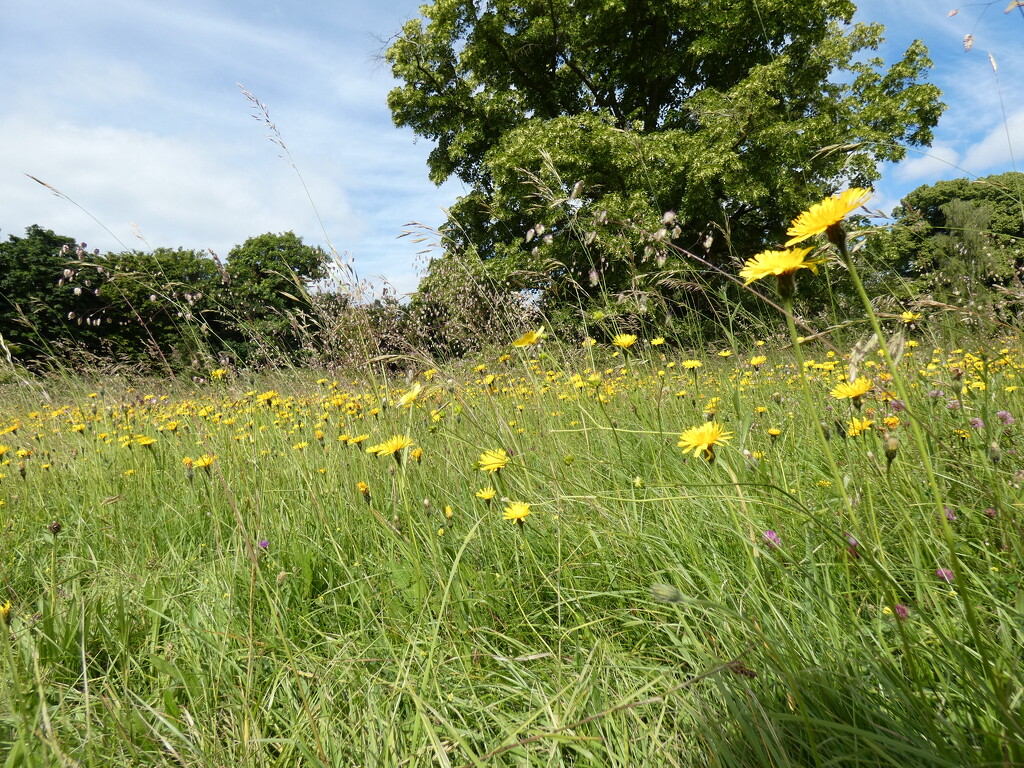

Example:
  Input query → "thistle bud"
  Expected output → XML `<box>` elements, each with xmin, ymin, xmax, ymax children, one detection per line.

<box><xmin>989</xmin><ymin>441</ymin><xmax>1002</xmax><ymax>465</ymax></box>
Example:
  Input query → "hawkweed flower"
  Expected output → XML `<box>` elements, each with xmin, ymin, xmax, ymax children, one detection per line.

<box><xmin>475</xmin><ymin>486</ymin><xmax>497</xmax><ymax>504</ymax></box>
<box><xmin>831</xmin><ymin>377</ymin><xmax>872</xmax><ymax>409</ymax></box>
<box><xmin>503</xmin><ymin>501</ymin><xmax>530</xmax><ymax>525</ymax></box>
<box><xmin>477</xmin><ymin>449</ymin><xmax>509</xmax><ymax>474</ymax></box>
<box><xmin>398</xmin><ymin>382</ymin><xmax>422</xmax><ymax>408</ymax></box>
<box><xmin>847</xmin><ymin>417</ymin><xmax>874</xmax><ymax>437</ymax></box>
<box><xmin>677</xmin><ymin>421</ymin><xmax>733</xmax><ymax>461</ymax></box>
<box><xmin>740</xmin><ymin>247</ymin><xmax>820</xmax><ymax>300</ymax></box>
<box><xmin>193</xmin><ymin>454</ymin><xmax>216</xmax><ymax>473</ymax></box>
<box><xmin>512</xmin><ymin>327</ymin><xmax>546</xmax><ymax>347</ymax></box>
<box><xmin>785</xmin><ymin>188</ymin><xmax>871</xmax><ymax>249</ymax></box>
<box><xmin>0</xmin><ymin>600</ymin><xmax>10</xmax><ymax>626</ymax></box>
<box><xmin>611</xmin><ymin>334</ymin><xmax>637</xmax><ymax>350</ymax></box>
<box><xmin>374</xmin><ymin>435</ymin><xmax>414</xmax><ymax>465</ymax></box>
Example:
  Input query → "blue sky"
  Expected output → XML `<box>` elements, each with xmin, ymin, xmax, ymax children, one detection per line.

<box><xmin>1</xmin><ymin>0</ymin><xmax>1021</xmax><ymax>295</ymax></box>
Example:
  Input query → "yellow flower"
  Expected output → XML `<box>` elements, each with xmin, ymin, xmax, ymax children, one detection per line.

<box><xmin>477</xmin><ymin>448</ymin><xmax>509</xmax><ymax>473</ymax></box>
<box><xmin>611</xmin><ymin>334</ymin><xmax>637</xmax><ymax>350</ymax></box>
<box><xmin>749</xmin><ymin>355</ymin><xmax>767</xmax><ymax>367</ymax></box>
<box><xmin>650</xmin><ymin>337</ymin><xmax>666</xmax><ymax>346</ymax></box>
<box><xmin>193</xmin><ymin>454</ymin><xmax>216</xmax><ymax>470</ymax></box>
<box><xmin>503</xmin><ymin>501</ymin><xmax>531</xmax><ymax>524</ymax></box>
<box><xmin>739</xmin><ymin>247</ymin><xmax>820</xmax><ymax>284</ymax></box>
<box><xmin>357</xmin><ymin>481</ymin><xmax>370</xmax><ymax>500</ymax></box>
<box><xmin>900</xmin><ymin>310</ymin><xmax>921</xmax><ymax>323</ymax></box>
<box><xmin>373</xmin><ymin>435</ymin><xmax>414</xmax><ymax>460</ymax></box>
<box><xmin>0</xmin><ymin>600</ymin><xmax>10</xmax><ymax>626</ymax></box>
<box><xmin>717</xmin><ymin>350</ymin><xmax>733</xmax><ymax>357</ymax></box>
<box><xmin>785</xmin><ymin>188</ymin><xmax>871</xmax><ymax>246</ymax></box>
<box><xmin>210</xmin><ymin>368</ymin><xmax>227</xmax><ymax>380</ymax></box>
<box><xmin>398</xmin><ymin>382</ymin><xmax>423</xmax><ymax>408</ymax></box>
<box><xmin>475</xmin><ymin>486</ymin><xmax>497</xmax><ymax>502</ymax></box>
<box><xmin>681</xmin><ymin>360</ymin><xmax>703</xmax><ymax>370</ymax></box>
<box><xmin>830</xmin><ymin>377</ymin><xmax>872</xmax><ymax>400</ymax></box>
<box><xmin>410</xmin><ymin>447</ymin><xmax>423</xmax><ymax>463</ymax></box>
<box><xmin>847</xmin><ymin>418</ymin><xmax>874</xmax><ymax>437</ymax></box>
<box><xmin>512</xmin><ymin>327</ymin><xmax>547</xmax><ymax>347</ymax></box>
<box><xmin>677</xmin><ymin>421</ymin><xmax>733</xmax><ymax>460</ymax></box>
<box><xmin>257</xmin><ymin>390</ymin><xmax>279</xmax><ymax>404</ymax></box>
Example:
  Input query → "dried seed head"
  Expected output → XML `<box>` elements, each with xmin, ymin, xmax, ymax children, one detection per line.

<box><xmin>989</xmin><ymin>441</ymin><xmax>1002</xmax><ymax>464</ymax></box>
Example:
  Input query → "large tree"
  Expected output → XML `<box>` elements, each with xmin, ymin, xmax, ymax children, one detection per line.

<box><xmin>387</xmin><ymin>0</ymin><xmax>944</xmax><ymax>317</ymax></box>
<box><xmin>882</xmin><ymin>171</ymin><xmax>1024</xmax><ymax>302</ymax></box>
<box><xmin>0</xmin><ymin>225</ymin><xmax>78</xmax><ymax>358</ymax></box>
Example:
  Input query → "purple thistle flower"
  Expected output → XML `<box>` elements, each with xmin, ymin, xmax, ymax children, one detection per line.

<box><xmin>984</xmin><ymin>506</ymin><xmax>998</xmax><ymax>519</ymax></box>
<box><xmin>258</xmin><ymin>539</ymin><xmax>269</xmax><ymax>550</ymax></box>
<box><xmin>941</xmin><ymin>506</ymin><xmax>958</xmax><ymax>522</ymax></box>
<box><xmin>969</xmin><ymin>417</ymin><xmax>985</xmax><ymax>430</ymax></box>
<box><xmin>890</xmin><ymin>399</ymin><xmax>906</xmax><ymax>412</ymax></box>
<box><xmin>893</xmin><ymin>603</ymin><xmax>909</xmax><ymax>620</ymax></box>
<box><xmin>844</xmin><ymin>532</ymin><xmax>859</xmax><ymax>547</ymax></box>
<box><xmin>762</xmin><ymin>530</ymin><xmax>781</xmax><ymax>549</ymax></box>
<box><xmin>935</xmin><ymin>568</ymin><xmax>955</xmax><ymax>583</ymax></box>
<box><xmin>997</xmin><ymin>410</ymin><xmax>1015</xmax><ymax>426</ymax></box>
<box><xmin>946</xmin><ymin>399</ymin><xmax>961</xmax><ymax>411</ymax></box>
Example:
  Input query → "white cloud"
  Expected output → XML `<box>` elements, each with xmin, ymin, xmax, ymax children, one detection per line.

<box><xmin>961</xmin><ymin>108</ymin><xmax>1024</xmax><ymax>173</ymax></box>
<box><xmin>891</xmin><ymin>143</ymin><xmax>963</xmax><ymax>183</ymax></box>
<box><xmin>0</xmin><ymin>115</ymin><xmax>359</xmax><ymax>257</ymax></box>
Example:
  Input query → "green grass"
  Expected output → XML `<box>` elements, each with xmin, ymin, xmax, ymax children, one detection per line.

<box><xmin>1</xmin><ymin>330</ymin><xmax>1023</xmax><ymax>766</ymax></box>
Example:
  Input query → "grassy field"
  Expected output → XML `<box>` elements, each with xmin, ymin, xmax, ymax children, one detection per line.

<box><xmin>2</xmin><ymin>319</ymin><xmax>1023</xmax><ymax>766</ymax></box>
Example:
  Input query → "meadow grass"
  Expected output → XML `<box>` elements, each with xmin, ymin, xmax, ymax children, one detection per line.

<box><xmin>2</xmin><ymin>313</ymin><xmax>1023</xmax><ymax>766</ymax></box>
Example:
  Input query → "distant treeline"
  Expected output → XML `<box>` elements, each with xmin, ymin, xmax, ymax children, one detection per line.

<box><xmin>0</xmin><ymin>226</ymin><xmax>335</xmax><ymax>371</ymax></box>
<box><xmin>3</xmin><ymin>172</ymin><xmax>1022</xmax><ymax>372</ymax></box>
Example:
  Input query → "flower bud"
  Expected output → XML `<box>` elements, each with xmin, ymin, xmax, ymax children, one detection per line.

<box><xmin>884</xmin><ymin>434</ymin><xmax>899</xmax><ymax>463</ymax></box>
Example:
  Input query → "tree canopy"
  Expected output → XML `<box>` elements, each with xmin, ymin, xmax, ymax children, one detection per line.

<box><xmin>387</xmin><ymin>0</ymin><xmax>945</xmax><ymax>318</ymax></box>
<box><xmin>883</xmin><ymin>172</ymin><xmax>1024</xmax><ymax>303</ymax></box>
